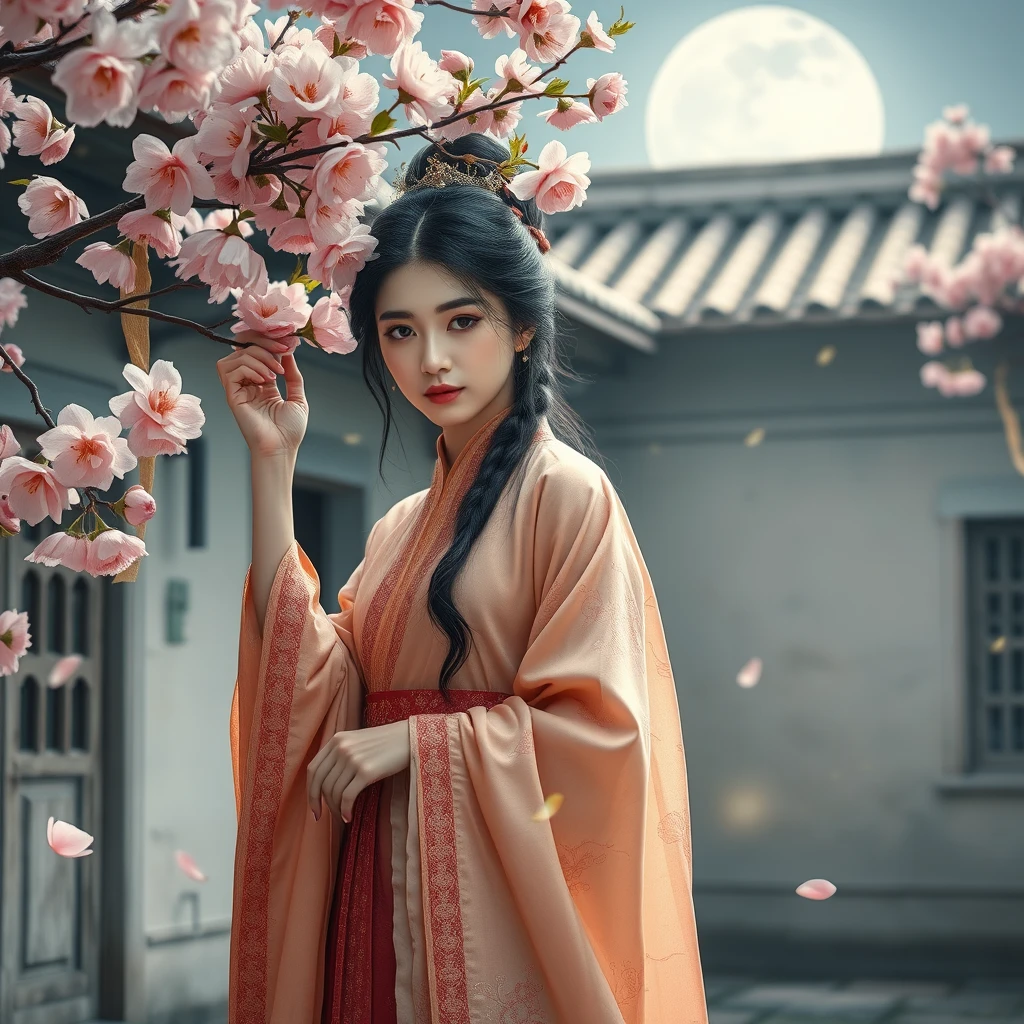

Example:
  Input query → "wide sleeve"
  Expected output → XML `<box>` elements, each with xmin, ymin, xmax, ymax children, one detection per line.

<box><xmin>228</xmin><ymin>527</ymin><xmax>378</xmax><ymax>1024</ymax></box>
<box><xmin>406</xmin><ymin>465</ymin><xmax>707</xmax><ymax>1024</ymax></box>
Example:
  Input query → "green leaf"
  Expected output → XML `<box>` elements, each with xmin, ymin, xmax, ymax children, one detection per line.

<box><xmin>543</xmin><ymin>77</ymin><xmax>569</xmax><ymax>97</ymax></box>
<box><xmin>370</xmin><ymin>109</ymin><xmax>398</xmax><ymax>136</ymax></box>
<box><xmin>608</xmin><ymin>5</ymin><xmax>635</xmax><ymax>36</ymax></box>
<box><xmin>254</xmin><ymin>121</ymin><xmax>290</xmax><ymax>143</ymax></box>
<box><xmin>8</xmin><ymin>178</ymin><xmax>31</xmax><ymax>186</ymax></box>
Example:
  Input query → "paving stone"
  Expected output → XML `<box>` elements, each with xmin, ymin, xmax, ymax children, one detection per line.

<box><xmin>905</xmin><ymin>992</ymin><xmax>1024</xmax><ymax>1016</ymax></box>
<box><xmin>723</xmin><ymin>986</ymin><xmax>894</xmax><ymax>1019</ymax></box>
<box><xmin>843</xmin><ymin>980</ymin><xmax>953</xmax><ymax>998</ymax></box>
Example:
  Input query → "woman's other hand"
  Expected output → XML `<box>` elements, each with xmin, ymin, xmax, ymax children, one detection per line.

<box><xmin>307</xmin><ymin>721</ymin><xmax>412</xmax><ymax>823</ymax></box>
<box><xmin>216</xmin><ymin>332</ymin><xmax>308</xmax><ymax>458</ymax></box>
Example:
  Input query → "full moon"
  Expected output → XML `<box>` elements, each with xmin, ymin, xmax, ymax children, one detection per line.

<box><xmin>645</xmin><ymin>5</ymin><xmax>885</xmax><ymax>168</ymax></box>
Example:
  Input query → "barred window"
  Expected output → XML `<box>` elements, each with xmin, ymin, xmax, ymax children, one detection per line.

<box><xmin>966</xmin><ymin>519</ymin><xmax>1024</xmax><ymax>772</ymax></box>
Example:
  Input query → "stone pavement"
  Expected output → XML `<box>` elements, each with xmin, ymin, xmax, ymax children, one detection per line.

<box><xmin>706</xmin><ymin>977</ymin><xmax>1024</xmax><ymax>1024</ymax></box>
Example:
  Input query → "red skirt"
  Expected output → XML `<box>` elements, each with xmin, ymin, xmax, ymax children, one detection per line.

<box><xmin>320</xmin><ymin>688</ymin><xmax>512</xmax><ymax>1024</ymax></box>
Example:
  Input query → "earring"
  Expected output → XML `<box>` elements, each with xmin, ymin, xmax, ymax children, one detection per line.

<box><xmin>391</xmin><ymin>383</ymin><xmax>396</xmax><ymax>390</ymax></box>
<box><xmin>521</xmin><ymin>352</ymin><xmax>529</xmax><ymax>362</ymax></box>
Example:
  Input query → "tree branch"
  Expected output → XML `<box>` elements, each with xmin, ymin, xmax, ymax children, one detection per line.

<box><xmin>13</xmin><ymin>271</ymin><xmax>239</xmax><ymax>346</ymax></box>
<box><xmin>414</xmin><ymin>0</ymin><xmax>510</xmax><ymax>15</ymax></box>
<box><xmin>994</xmin><ymin>361</ymin><xmax>1024</xmax><ymax>478</ymax></box>
<box><xmin>0</xmin><ymin>343</ymin><xmax>57</xmax><ymax>430</ymax></box>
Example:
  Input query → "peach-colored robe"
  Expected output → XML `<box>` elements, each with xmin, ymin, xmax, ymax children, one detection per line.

<box><xmin>229</xmin><ymin>407</ymin><xmax>708</xmax><ymax>1024</ymax></box>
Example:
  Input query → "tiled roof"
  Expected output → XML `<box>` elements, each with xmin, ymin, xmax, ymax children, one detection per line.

<box><xmin>544</xmin><ymin>144</ymin><xmax>1024</xmax><ymax>339</ymax></box>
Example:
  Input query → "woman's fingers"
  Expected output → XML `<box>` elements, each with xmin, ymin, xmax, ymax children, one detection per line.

<box><xmin>232</xmin><ymin>328</ymin><xmax>295</xmax><ymax>354</ymax></box>
<box><xmin>317</xmin><ymin>761</ymin><xmax>347</xmax><ymax>820</ymax></box>
<box><xmin>329</xmin><ymin>763</ymin><xmax>360</xmax><ymax>822</ymax></box>
<box><xmin>227</xmin><ymin>345</ymin><xmax>286</xmax><ymax>375</ymax></box>
<box><xmin>307</xmin><ymin>742</ymin><xmax>336</xmax><ymax>814</ymax></box>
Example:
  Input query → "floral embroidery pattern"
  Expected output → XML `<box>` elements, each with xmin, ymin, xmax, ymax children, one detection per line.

<box><xmin>474</xmin><ymin>966</ymin><xmax>549</xmax><ymax>1024</ymax></box>
<box><xmin>610</xmin><ymin>958</ymin><xmax>644</xmax><ymax>1005</ymax></box>
<box><xmin>231</xmin><ymin>563</ymin><xmax>308</xmax><ymax>1021</ymax></box>
<box><xmin>556</xmin><ymin>839</ymin><xmax>628</xmax><ymax>896</ymax></box>
<box><xmin>656</xmin><ymin>809</ymin><xmax>692</xmax><ymax>864</ymax></box>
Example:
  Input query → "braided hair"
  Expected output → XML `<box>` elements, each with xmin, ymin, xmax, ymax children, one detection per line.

<box><xmin>348</xmin><ymin>134</ymin><xmax>604</xmax><ymax>696</ymax></box>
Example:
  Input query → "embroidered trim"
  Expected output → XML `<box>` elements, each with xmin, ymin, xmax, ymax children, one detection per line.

<box><xmin>232</xmin><ymin>560</ymin><xmax>309</xmax><ymax>1022</ymax></box>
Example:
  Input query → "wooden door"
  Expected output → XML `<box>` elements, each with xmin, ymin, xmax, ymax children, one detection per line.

<box><xmin>1</xmin><ymin>511</ymin><xmax>104</xmax><ymax>1022</ymax></box>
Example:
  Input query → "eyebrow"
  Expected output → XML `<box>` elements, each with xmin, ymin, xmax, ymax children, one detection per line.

<box><xmin>378</xmin><ymin>297</ymin><xmax>480</xmax><ymax>321</ymax></box>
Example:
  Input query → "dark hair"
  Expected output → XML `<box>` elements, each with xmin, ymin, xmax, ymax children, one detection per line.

<box><xmin>348</xmin><ymin>133</ymin><xmax>604</xmax><ymax>697</ymax></box>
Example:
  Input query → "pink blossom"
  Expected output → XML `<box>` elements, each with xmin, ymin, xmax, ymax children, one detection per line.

<box><xmin>0</xmin><ymin>277</ymin><xmax>27</xmax><ymax>328</ymax></box>
<box><xmin>108</xmin><ymin>359</ymin><xmax>206</xmax><ymax>458</ymax></box>
<box><xmin>232</xmin><ymin>282</ymin><xmax>312</xmax><ymax>339</ymax></box>
<box><xmin>795</xmin><ymin>879</ymin><xmax>836</xmax><ymax>901</ymax></box>
<box><xmin>213</xmin><ymin>46</ymin><xmax>274</xmax><ymax>107</ymax></box>
<box><xmin>0</xmin><ymin>344</ymin><xmax>25</xmax><ymax>372</ymax></box>
<box><xmin>306</xmin><ymin>222</ymin><xmax>379</xmax><ymax>294</ymax></box>
<box><xmin>945</xmin><ymin>316</ymin><xmax>965</xmax><ymax>348</ymax></box>
<box><xmin>985</xmin><ymin>145</ymin><xmax>1015</xmax><ymax>175</ymax></box>
<box><xmin>580</xmin><ymin>10</ymin><xmax>614</xmax><ymax>51</ymax></box>
<box><xmin>943</xmin><ymin>104</ymin><xmax>969</xmax><ymax>124</ymax></box>
<box><xmin>84</xmin><ymin>529</ymin><xmax>148</xmax><ymax>577</ymax></box>
<box><xmin>193</xmin><ymin>105</ymin><xmax>255</xmax><ymax>180</ymax></box>
<box><xmin>471</xmin><ymin>0</ymin><xmax>520</xmax><ymax>39</ymax></box>
<box><xmin>312</xmin><ymin>141</ymin><xmax>387</xmax><ymax>204</ymax></box>
<box><xmin>306</xmin><ymin>193</ymin><xmax>362</xmax><ymax>248</ymax></box>
<box><xmin>962</xmin><ymin>304</ymin><xmax>1002</xmax><ymax>340</ymax></box>
<box><xmin>435</xmin><ymin>89</ymin><xmax>496</xmax><ymax>140</ymax></box>
<box><xmin>508</xmin><ymin>139</ymin><xmax>590</xmax><ymax>214</ymax></box>
<box><xmin>188</xmin><ymin>209</ymin><xmax>254</xmax><ymax>237</ymax></box>
<box><xmin>117</xmin><ymin>210</ymin><xmax>183</xmax><ymax>259</ymax></box>
<box><xmin>25</xmin><ymin>531</ymin><xmax>89</xmax><ymax>571</ymax></box>
<box><xmin>493</xmin><ymin>48</ymin><xmax>543</xmax><ymax>95</ymax></box>
<box><xmin>138</xmin><ymin>60</ymin><xmax>217</xmax><ymax>124</ymax></box>
<box><xmin>48</xmin><ymin>653</ymin><xmax>82</xmax><ymax>687</ymax></box>
<box><xmin>169</xmin><ymin>230</ymin><xmax>269</xmax><ymax>303</ymax></box>
<box><xmin>915</xmin><ymin>321</ymin><xmax>944</xmax><ymax>355</ymax></box>
<box><xmin>0</xmin><ymin>457</ymin><xmax>79</xmax><ymax>527</ymax></box>
<box><xmin>76</xmin><ymin>241</ymin><xmax>138</xmax><ymax>291</ymax></box>
<box><xmin>909</xmin><ymin>179</ymin><xmax>940</xmax><ymax>210</ymax></box>
<box><xmin>0</xmin><ymin>609</ymin><xmax>30</xmax><ymax>676</ymax></box>
<box><xmin>11</xmin><ymin>96</ymin><xmax>75</xmax><ymax>165</ymax></box>
<box><xmin>0</xmin><ymin>119</ymin><xmax>11</xmax><ymax>169</ymax></box>
<box><xmin>0</xmin><ymin>495</ymin><xmax>20</xmax><ymax>535</ymax></box>
<box><xmin>18</xmin><ymin>176</ymin><xmax>89</xmax><ymax>239</ymax></box>
<box><xmin>587</xmin><ymin>72</ymin><xmax>627</xmax><ymax>121</ymax></box>
<box><xmin>268</xmin><ymin>216</ymin><xmax>316</xmax><ymax>254</ymax></box>
<box><xmin>902</xmin><ymin>244</ymin><xmax>929</xmax><ymax>283</ymax></box>
<box><xmin>268</xmin><ymin>43</ymin><xmax>346</xmax><ymax>118</ymax></box>
<box><xmin>0</xmin><ymin>0</ymin><xmax>85</xmax><ymax>45</ymax></box>
<box><xmin>538</xmin><ymin>98</ymin><xmax>597</xmax><ymax>131</ymax></box>
<box><xmin>736</xmin><ymin>656</ymin><xmax>762</xmax><ymax>688</ymax></box>
<box><xmin>307</xmin><ymin>292</ymin><xmax>357</xmax><ymax>354</ymax></box>
<box><xmin>159</xmin><ymin>0</ymin><xmax>239</xmax><ymax>74</ymax></box>
<box><xmin>238</xmin><ymin>17</ymin><xmax>266</xmax><ymax>52</ymax></box>
<box><xmin>439</xmin><ymin>49</ymin><xmax>473</xmax><ymax>76</ymax></box>
<box><xmin>0</xmin><ymin>424</ymin><xmax>19</xmax><ymax>460</ymax></box>
<box><xmin>516</xmin><ymin>0</ymin><xmax>579</xmax><ymax>62</ymax></box>
<box><xmin>47</xmin><ymin>817</ymin><xmax>94</xmax><ymax>857</ymax></box>
<box><xmin>382</xmin><ymin>41</ymin><xmax>455</xmax><ymax>126</ymax></box>
<box><xmin>940</xmin><ymin>368</ymin><xmax>987</xmax><ymax>398</ymax></box>
<box><xmin>122</xmin><ymin>484</ymin><xmax>156</xmax><ymax>527</ymax></box>
<box><xmin>122</xmin><ymin>135</ymin><xmax>214</xmax><ymax>216</ymax></box>
<box><xmin>344</xmin><ymin>0</ymin><xmax>423</xmax><ymax>57</ymax></box>
<box><xmin>36</xmin><ymin>403</ymin><xmax>138</xmax><ymax>491</ymax></box>
<box><xmin>51</xmin><ymin>8</ymin><xmax>150</xmax><ymax>128</ymax></box>
<box><xmin>175</xmin><ymin>850</ymin><xmax>208</xmax><ymax>882</ymax></box>
<box><xmin>209</xmin><ymin>168</ymin><xmax>281</xmax><ymax>211</ymax></box>
<box><xmin>0</xmin><ymin>78</ymin><xmax>16</xmax><ymax>117</ymax></box>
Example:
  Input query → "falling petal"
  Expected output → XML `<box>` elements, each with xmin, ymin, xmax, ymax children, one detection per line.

<box><xmin>737</xmin><ymin>656</ymin><xmax>762</xmax><ymax>688</ymax></box>
<box><xmin>532</xmin><ymin>792</ymin><xmax>564</xmax><ymax>821</ymax></box>
<box><xmin>990</xmin><ymin>636</ymin><xmax>1007</xmax><ymax>654</ymax></box>
<box><xmin>175</xmin><ymin>849</ymin><xmax>208</xmax><ymax>882</ymax></box>
<box><xmin>48</xmin><ymin>653</ymin><xmax>82</xmax><ymax>688</ymax></box>
<box><xmin>816</xmin><ymin>344</ymin><xmax>837</xmax><ymax>366</ymax></box>
<box><xmin>47</xmin><ymin>815</ymin><xmax>94</xmax><ymax>858</ymax></box>
<box><xmin>796</xmin><ymin>878</ymin><xmax>836</xmax><ymax>900</ymax></box>
<box><xmin>744</xmin><ymin>427</ymin><xmax>765</xmax><ymax>447</ymax></box>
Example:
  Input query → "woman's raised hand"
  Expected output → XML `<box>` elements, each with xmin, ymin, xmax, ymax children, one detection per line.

<box><xmin>216</xmin><ymin>331</ymin><xmax>309</xmax><ymax>459</ymax></box>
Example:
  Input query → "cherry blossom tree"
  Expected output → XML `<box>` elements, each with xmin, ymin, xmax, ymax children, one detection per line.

<box><xmin>0</xmin><ymin>0</ymin><xmax>634</xmax><ymax>684</ymax></box>
<box><xmin>901</xmin><ymin>104</ymin><xmax>1024</xmax><ymax>472</ymax></box>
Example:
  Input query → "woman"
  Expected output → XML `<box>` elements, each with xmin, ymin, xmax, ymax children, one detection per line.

<box><xmin>220</xmin><ymin>134</ymin><xmax>708</xmax><ymax>1024</ymax></box>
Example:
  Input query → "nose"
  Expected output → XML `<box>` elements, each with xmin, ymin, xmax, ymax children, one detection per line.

<box><xmin>420</xmin><ymin>329</ymin><xmax>452</xmax><ymax>375</ymax></box>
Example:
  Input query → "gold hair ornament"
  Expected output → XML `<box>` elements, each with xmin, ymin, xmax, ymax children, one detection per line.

<box><xmin>391</xmin><ymin>155</ymin><xmax>509</xmax><ymax>198</ymax></box>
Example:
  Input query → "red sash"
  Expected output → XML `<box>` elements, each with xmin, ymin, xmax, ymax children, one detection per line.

<box><xmin>320</xmin><ymin>689</ymin><xmax>513</xmax><ymax>1024</ymax></box>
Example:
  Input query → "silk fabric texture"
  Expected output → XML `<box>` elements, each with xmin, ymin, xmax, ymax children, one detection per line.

<box><xmin>228</xmin><ymin>407</ymin><xmax>708</xmax><ymax>1023</ymax></box>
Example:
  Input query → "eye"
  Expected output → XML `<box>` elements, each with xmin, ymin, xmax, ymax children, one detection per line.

<box><xmin>384</xmin><ymin>324</ymin><xmax>414</xmax><ymax>340</ymax></box>
<box><xmin>450</xmin><ymin>314</ymin><xmax>480</xmax><ymax>331</ymax></box>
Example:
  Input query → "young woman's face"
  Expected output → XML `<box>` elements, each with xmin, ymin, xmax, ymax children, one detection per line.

<box><xmin>375</xmin><ymin>260</ymin><xmax>533</xmax><ymax>432</ymax></box>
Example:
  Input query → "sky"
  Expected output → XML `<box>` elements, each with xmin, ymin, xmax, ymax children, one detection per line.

<box><xmin>277</xmin><ymin>0</ymin><xmax>1024</xmax><ymax>173</ymax></box>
